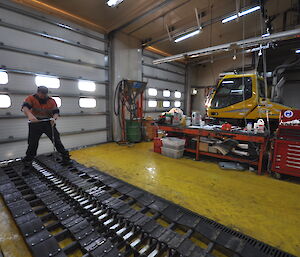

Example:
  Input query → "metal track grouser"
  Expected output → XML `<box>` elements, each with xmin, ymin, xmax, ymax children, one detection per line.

<box><xmin>0</xmin><ymin>154</ymin><xmax>295</xmax><ymax>257</ymax></box>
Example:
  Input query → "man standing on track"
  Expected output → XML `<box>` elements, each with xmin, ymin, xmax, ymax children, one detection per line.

<box><xmin>21</xmin><ymin>86</ymin><xmax>71</xmax><ymax>168</ymax></box>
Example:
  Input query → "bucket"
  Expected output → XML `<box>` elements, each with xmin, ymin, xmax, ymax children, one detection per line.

<box><xmin>126</xmin><ymin>120</ymin><xmax>142</xmax><ymax>142</ymax></box>
<box><xmin>192</xmin><ymin>112</ymin><xmax>201</xmax><ymax>125</ymax></box>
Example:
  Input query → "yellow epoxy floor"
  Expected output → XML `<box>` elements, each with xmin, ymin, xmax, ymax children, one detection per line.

<box><xmin>0</xmin><ymin>197</ymin><xmax>32</xmax><ymax>257</ymax></box>
<box><xmin>71</xmin><ymin>142</ymin><xmax>300</xmax><ymax>256</ymax></box>
<box><xmin>0</xmin><ymin>142</ymin><xmax>299</xmax><ymax>256</ymax></box>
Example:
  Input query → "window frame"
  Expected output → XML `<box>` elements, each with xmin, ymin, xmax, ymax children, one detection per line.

<box><xmin>148</xmin><ymin>100</ymin><xmax>157</xmax><ymax>108</ymax></box>
<box><xmin>35</xmin><ymin>75</ymin><xmax>60</xmax><ymax>89</ymax></box>
<box><xmin>163</xmin><ymin>101</ymin><xmax>170</xmax><ymax>108</ymax></box>
<box><xmin>52</xmin><ymin>96</ymin><xmax>62</xmax><ymax>108</ymax></box>
<box><xmin>174</xmin><ymin>101</ymin><xmax>181</xmax><ymax>108</ymax></box>
<box><xmin>78</xmin><ymin>80</ymin><xmax>96</xmax><ymax>92</ymax></box>
<box><xmin>163</xmin><ymin>90</ymin><xmax>171</xmax><ymax>98</ymax></box>
<box><xmin>210</xmin><ymin>77</ymin><xmax>253</xmax><ymax>109</ymax></box>
<box><xmin>148</xmin><ymin>88</ymin><xmax>158</xmax><ymax>96</ymax></box>
<box><xmin>79</xmin><ymin>97</ymin><xmax>97</xmax><ymax>108</ymax></box>
<box><xmin>174</xmin><ymin>91</ymin><xmax>182</xmax><ymax>98</ymax></box>
<box><xmin>0</xmin><ymin>94</ymin><xmax>11</xmax><ymax>108</ymax></box>
<box><xmin>0</xmin><ymin>71</ymin><xmax>8</xmax><ymax>85</ymax></box>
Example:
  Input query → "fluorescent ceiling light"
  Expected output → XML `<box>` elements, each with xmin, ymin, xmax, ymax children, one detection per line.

<box><xmin>239</xmin><ymin>6</ymin><xmax>260</xmax><ymax>16</ymax></box>
<box><xmin>222</xmin><ymin>14</ymin><xmax>238</xmax><ymax>23</ymax></box>
<box><xmin>222</xmin><ymin>6</ymin><xmax>260</xmax><ymax>23</ymax></box>
<box><xmin>107</xmin><ymin>0</ymin><xmax>124</xmax><ymax>7</ymax></box>
<box><xmin>175</xmin><ymin>30</ymin><xmax>200</xmax><ymax>43</ymax></box>
<box><xmin>295</xmin><ymin>49</ymin><xmax>300</xmax><ymax>54</ymax></box>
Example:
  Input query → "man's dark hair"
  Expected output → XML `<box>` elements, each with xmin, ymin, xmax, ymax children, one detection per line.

<box><xmin>37</xmin><ymin>86</ymin><xmax>48</xmax><ymax>94</ymax></box>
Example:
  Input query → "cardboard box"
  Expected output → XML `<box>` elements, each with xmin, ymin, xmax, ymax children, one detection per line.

<box><xmin>199</xmin><ymin>142</ymin><xmax>209</xmax><ymax>152</ymax></box>
<box><xmin>208</xmin><ymin>146</ymin><xmax>218</xmax><ymax>153</ymax></box>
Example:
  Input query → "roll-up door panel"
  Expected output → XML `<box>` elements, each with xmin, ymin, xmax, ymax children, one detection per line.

<box><xmin>0</xmin><ymin>27</ymin><xmax>106</xmax><ymax>66</ymax></box>
<box><xmin>142</xmin><ymin>50</ymin><xmax>186</xmax><ymax>118</ymax></box>
<box><xmin>145</xmin><ymin>79</ymin><xmax>185</xmax><ymax>91</ymax></box>
<box><xmin>143</xmin><ymin>66</ymin><xmax>185</xmax><ymax>83</ymax></box>
<box><xmin>0</xmin><ymin>95</ymin><xmax>106</xmax><ymax>116</ymax></box>
<box><xmin>0</xmin><ymin>51</ymin><xmax>106</xmax><ymax>81</ymax></box>
<box><xmin>0</xmin><ymin>131</ymin><xmax>107</xmax><ymax>161</ymax></box>
<box><xmin>0</xmin><ymin>8</ymin><xmax>105</xmax><ymax>49</ymax></box>
<box><xmin>0</xmin><ymin>74</ymin><xmax>106</xmax><ymax>96</ymax></box>
<box><xmin>0</xmin><ymin>0</ymin><xmax>110</xmax><ymax>160</ymax></box>
<box><xmin>0</xmin><ymin>116</ymin><xmax>107</xmax><ymax>140</ymax></box>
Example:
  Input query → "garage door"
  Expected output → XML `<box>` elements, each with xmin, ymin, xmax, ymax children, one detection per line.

<box><xmin>0</xmin><ymin>0</ymin><xmax>111</xmax><ymax>160</ymax></box>
<box><xmin>142</xmin><ymin>49</ymin><xmax>186</xmax><ymax>118</ymax></box>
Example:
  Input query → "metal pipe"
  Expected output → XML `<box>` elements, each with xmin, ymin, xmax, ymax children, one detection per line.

<box><xmin>106</xmin><ymin>33</ymin><xmax>113</xmax><ymax>142</ymax></box>
<box><xmin>153</xmin><ymin>28</ymin><xmax>300</xmax><ymax>64</ymax></box>
<box><xmin>143</xmin><ymin>52</ymin><xmax>185</xmax><ymax>69</ymax></box>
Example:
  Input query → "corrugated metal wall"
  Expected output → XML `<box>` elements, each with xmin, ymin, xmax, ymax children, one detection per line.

<box><xmin>0</xmin><ymin>0</ymin><xmax>110</xmax><ymax>160</ymax></box>
<box><xmin>142</xmin><ymin>50</ymin><xmax>186</xmax><ymax>118</ymax></box>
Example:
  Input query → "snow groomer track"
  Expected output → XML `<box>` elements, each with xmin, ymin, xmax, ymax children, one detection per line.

<box><xmin>0</xmin><ymin>154</ymin><xmax>295</xmax><ymax>257</ymax></box>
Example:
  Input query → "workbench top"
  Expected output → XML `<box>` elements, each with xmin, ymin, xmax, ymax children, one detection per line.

<box><xmin>157</xmin><ymin>124</ymin><xmax>269</xmax><ymax>138</ymax></box>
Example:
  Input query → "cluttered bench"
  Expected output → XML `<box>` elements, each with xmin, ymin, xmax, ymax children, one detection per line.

<box><xmin>154</xmin><ymin>124</ymin><xmax>269</xmax><ymax>175</ymax></box>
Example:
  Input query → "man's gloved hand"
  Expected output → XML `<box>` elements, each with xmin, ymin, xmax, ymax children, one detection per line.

<box><xmin>29</xmin><ymin>117</ymin><xmax>38</xmax><ymax>122</ymax></box>
<box><xmin>51</xmin><ymin>114</ymin><xmax>59</xmax><ymax>126</ymax></box>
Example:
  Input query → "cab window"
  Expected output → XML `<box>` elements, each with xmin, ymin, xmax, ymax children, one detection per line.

<box><xmin>257</xmin><ymin>79</ymin><xmax>266</xmax><ymax>98</ymax></box>
<box><xmin>210</xmin><ymin>77</ymin><xmax>252</xmax><ymax>109</ymax></box>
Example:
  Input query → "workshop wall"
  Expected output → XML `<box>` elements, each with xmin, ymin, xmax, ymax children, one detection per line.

<box><xmin>142</xmin><ymin>50</ymin><xmax>186</xmax><ymax>119</ymax></box>
<box><xmin>189</xmin><ymin>55</ymin><xmax>253</xmax><ymax>115</ymax></box>
<box><xmin>111</xmin><ymin>32</ymin><xmax>143</xmax><ymax>142</ymax></box>
<box><xmin>0</xmin><ymin>0</ymin><xmax>110</xmax><ymax>160</ymax></box>
<box><xmin>111</xmin><ymin>34</ymin><xmax>188</xmax><ymax>141</ymax></box>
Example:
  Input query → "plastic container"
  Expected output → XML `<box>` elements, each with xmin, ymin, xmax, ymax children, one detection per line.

<box><xmin>161</xmin><ymin>147</ymin><xmax>184</xmax><ymax>159</ymax></box>
<box><xmin>161</xmin><ymin>137</ymin><xmax>185</xmax><ymax>150</ymax></box>
<box><xmin>186</xmin><ymin>117</ymin><xmax>191</xmax><ymax>126</ymax></box>
<box><xmin>172</xmin><ymin>112</ymin><xmax>181</xmax><ymax>125</ymax></box>
<box><xmin>153</xmin><ymin>137</ymin><xmax>162</xmax><ymax>153</ymax></box>
<box><xmin>246</xmin><ymin>122</ymin><xmax>252</xmax><ymax>132</ymax></box>
<box><xmin>257</xmin><ymin>119</ymin><xmax>265</xmax><ymax>133</ymax></box>
<box><xmin>192</xmin><ymin>112</ymin><xmax>201</xmax><ymax>126</ymax></box>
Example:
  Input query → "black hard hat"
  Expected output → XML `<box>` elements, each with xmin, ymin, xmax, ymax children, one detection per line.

<box><xmin>37</xmin><ymin>86</ymin><xmax>48</xmax><ymax>94</ymax></box>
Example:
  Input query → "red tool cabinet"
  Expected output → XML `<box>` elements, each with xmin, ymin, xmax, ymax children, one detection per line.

<box><xmin>271</xmin><ymin>110</ymin><xmax>300</xmax><ymax>177</ymax></box>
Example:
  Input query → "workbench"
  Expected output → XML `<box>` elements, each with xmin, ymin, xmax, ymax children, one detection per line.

<box><xmin>155</xmin><ymin>125</ymin><xmax>269</xmax><ymax>175</ymax></box>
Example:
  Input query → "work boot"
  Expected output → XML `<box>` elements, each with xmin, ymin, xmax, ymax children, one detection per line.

<box><xmin>22</xmin><ymin>158</ymin><xmax>32</xmax><ymax>168</ymax></box>
<box><xmin>22</xmin><ymin>158</ymin><xmax>33</xmax><ymax>176</ymax></box>
<box><xmin>61</xmin><ymin>154</ymin><xmax>72</xmax><ymax>165</ymax></box>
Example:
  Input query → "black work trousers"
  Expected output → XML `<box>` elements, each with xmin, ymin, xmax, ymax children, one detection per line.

<box><xmin>25</xmin><ymin>121</ymin><xmax>69</xmax><ymax>162</ymax></box>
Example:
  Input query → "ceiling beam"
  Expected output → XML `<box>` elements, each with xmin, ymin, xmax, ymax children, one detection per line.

<box><xmin>111</xmin><ymin>0</ymin><xmax>177</xmax><ymax>32</ymax></box>
<box><xmin>142</xmin><ymin>4</ymin><xmax>260</xmax><ymax>47</ymax></box>
<box><xmin>128</xmin><ymin>0</ymin><xmax>192</xmax><ymax>35</ymax></box>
